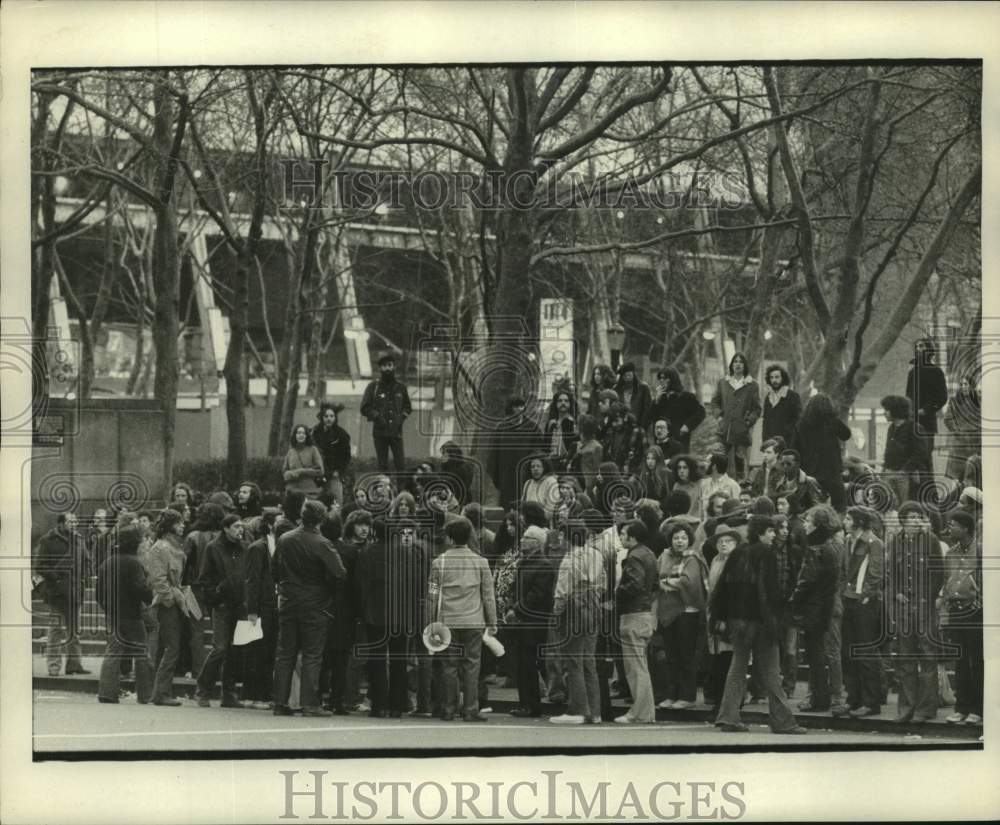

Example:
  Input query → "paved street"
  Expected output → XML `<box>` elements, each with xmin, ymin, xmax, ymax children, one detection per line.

<box><xmin>33</xmin><ymin>691</ymin><xmax>976</xmax><ymax>754</ymax></box>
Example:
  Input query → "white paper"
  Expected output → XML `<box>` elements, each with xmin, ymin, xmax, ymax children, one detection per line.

<box><xmin>231</xmin><ymin>619</ymin><xmax>263</xmax><ymax>646</ymax></box>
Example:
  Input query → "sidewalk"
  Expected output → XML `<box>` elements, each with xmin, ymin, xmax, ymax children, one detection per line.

<box><xmin>32</xmin><ymin>656</ymin><xmax>982</xmax><ymax>739</ymax></box>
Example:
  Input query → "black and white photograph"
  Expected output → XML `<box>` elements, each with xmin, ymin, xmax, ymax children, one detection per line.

<box><xmin>1</xmin><ymin>1</ymin><xmax>997</xmax><ymax>822</ymax></box>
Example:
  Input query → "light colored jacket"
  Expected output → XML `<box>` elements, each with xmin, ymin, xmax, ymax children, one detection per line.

<box><xmin>146</xmin><ymin>534</ymin><xmax>186</xmax><ymax>608</ymax></box>
<box><xmin>429</xmin><ymin>545</ymin><xmax>498</xmax><ymax>630</ymax></box>
<box><xmin>553</xmin><ymin>541</ymin><xmax>607</xmax><ymax>616</ymax></box>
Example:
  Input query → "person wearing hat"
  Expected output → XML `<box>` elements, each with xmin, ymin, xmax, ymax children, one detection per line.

<box><xmin>711</xmin><ymin>515</ymin><xmax>805</xmax><ymax>733</ymax></box>
<box><xmin>427</xmin><ymin>516</ymin><xmax>497</xmax><ymax>722</ymax></box>
<box><xmin>194</xmin><ymin>513</ymin><xmax>249</xmax><ymax>708</ymax></box>
<box><xmin>939</xmin><ymin>510</ymin><xmax>982</xmax><ymax>725</ymax></box>
<box><xmin>312</xmin><ymin>401</ymin><xmax>352</xmax><ymax>507</ymax></box>
<box><xmin>146</xmin><ymin>509</ymin><xmax>189</xmax><ymax>706</ymax></box>
<box><xmin>703</xmin><ymin>523</ymin><xmax>740</xmax><ymax>710</ymax></box>
<box><xmin>615</xmin><ymin>362</ymin><xmax>653</xmax><ymax>432</ymax></box>
<box><xmin>361</xmin><ymin>351</ymin><xmax>412</xmax><ymax>473</ymax></box>
<box><xmin>709</xmin><ymin>352</ymin><xmax>762</xmax><ymax>481</ymax></box>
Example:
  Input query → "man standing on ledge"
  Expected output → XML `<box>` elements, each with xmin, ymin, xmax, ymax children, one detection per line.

<box><xmin>361</xmin><ymin>351</ymin><xmax>412</xmax><ymax>472</ymax></box>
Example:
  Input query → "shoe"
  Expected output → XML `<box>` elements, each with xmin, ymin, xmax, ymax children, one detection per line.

<box><xmin>352</xmin><ymin>701</ymin><xmax>370</xmax><ymax>712</ymax></box>
<box><xmin>657</xmin><ymin>699</ymin><xmax>676</xmax><ymax>709</ymax></box>
<box><xmin>479</xmin><ymin>706</ymin><xmax>493</xmax><ymax>714</ymax></box>
<box><xmin>894</xmin><ymin>713</ymin><xmax>914</xmax><ymax>723</ymax></box>
<box><xmin>440</xmin><ymin>713</ymin><xmax>455</xmax><ymax>722</ymax></box>
<box><xmin>368</xmin><ymin>709</ymin><xmax>388</xmax><ymax>719</ymax></box>
<box><xmin>746</xmin><ymin>696</ymin><xmax>765</xmax><ymax>705</ymax></box>
<box><xmin>97</xmin><ymin>696</ymin><xmax>119</xmax><ymax>704</ymax></box>
<box><xmin>848</xmin><ymin>706</ymin><xmax>879</xmax><ymax>718</ymax></box>
<box><xmin>671</xmin><ymin>700</ymin><xmax>692</xmax><ymax>710</ymax></box>
<box><xmin>409</xmin><ymin>709</ymin><xmax>432</xmax><ymax>718</ymax></box>
<box><xmin>249</xmin><ymin>701</ymin><xmax>271</xmax><ymax>710</ymax></box>
<box><xmin>273</xmin><ymin>705</ymin><xmax>294</xmax><ymax>716</ymax></box>
<box><xmin>65</xmin><ymin>667</ymin><xmax>92</xmax><ymax>675</ymax></box>
<box><xmin>221</xmin><ymin>699</ymin><xmax>245</xmax><ymax>709</ymax></box>
<box><xmin>153</xmin><ymin>698</ymin><xmax>183</xmax><ymax>707</ymax></box>
<box><xmin>547</xmin><ymin>693</ymin><xmax>567</xmax><ymax>705</ymax></box>
<box><xmin>912</xmin><ymin>714</ymin><xmax>936</xmax><ymax>723</ymax></box>
<box><xmin>389</xmin><ymin>710</ymin><xmax>403</xmax><ymax>719</ymax></box>
<box><xmin>965</xmin><ymin>713</ymin><xmax>983</xmax><ymax>725</ymax></box>
<box><xmin>797</xmin><ymin>702</ymin><xmax>828</xmax><ymax>712</ymax></box>
<box><xmin>614</xmin><ymin>714</ymin><xmax>634</xmax><ymax>724</ymax></box>
<box><xmin>510</xmin><ymin>707</ymin><xmax>543</xmax><ymax>718</ymax></box>
<box><xmin>830</xmin><ymin>704</ymin><xmax>850</xmax><ymax>717</ymax></box>
<box><xmin>584</xmin><ymin>716</ymin><xmax>600</xmax><ymax>724</ymax></box>
<box><xmin>550</xmin><ymin>714</ymin><xmax>585</xmax><ymax>725</ymax></box>
<box><xmin>333</xmin><ymin>705</ymin><xmax>351</xmax><ymax>716</ymax></box>
<box><xmin>774</xmin><ymin>726</ymin><xmax>808</xmax><ymax>735</ymax></box>
<box><xmin>196</xmin><ymin>696</ymin><xmax>211</xmax><ymax>708</ymax></box>
<box><xmin>462</xmin><ymin>713</ymin><xmax>489</xmax><ymax>722</ymax></box>
<box><xmin>302</xmin><ymin>707</ymin><xmax>333</xmax><ymax>717</ymax></box>
<box><xmin>945</xmin><ymin>712</ymin><xmax>966</xmax><ymax>724</ymax></box>
<box><xmin>717</xmin><ymin>722</ymin><xmax>750</xmax><ymax>732</ymax></box>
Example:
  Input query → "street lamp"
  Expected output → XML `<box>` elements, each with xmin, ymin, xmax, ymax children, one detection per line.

<box><xmin>763</xmin><ymin>329</ymin><xmax>773</xmax><ymax>341</ymax></box>
<box><xmin>702</xmin><ymin>330</ymin><xmax>716</xmax><ymax>341</ymax></box>
<box><xmin>606</xmin><ymin>323</ymin><xmax>626</xmax><ymax>371</ymax></box>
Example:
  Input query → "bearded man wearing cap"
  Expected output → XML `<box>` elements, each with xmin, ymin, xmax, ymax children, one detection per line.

<box><xmin>361</xmin><ymin>351</ymin><xmax>412</xmax><ymax>472</ymax></box>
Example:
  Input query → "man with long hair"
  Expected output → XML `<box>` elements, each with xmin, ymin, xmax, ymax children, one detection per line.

<box><xmin>709</xmin><ymin>352</ymin><xmax>761</xmax><ymax>481</ymax></box>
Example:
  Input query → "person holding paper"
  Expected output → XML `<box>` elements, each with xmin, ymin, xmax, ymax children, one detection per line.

<box><xmin>271</xmin><ymin>499</ymin><xmax>346</xmax><ymax>717</ymax></box>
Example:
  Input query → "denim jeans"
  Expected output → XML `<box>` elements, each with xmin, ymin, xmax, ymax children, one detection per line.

<box><xmin>196</xmin><ymin>606</ymin><xmax>240</xmax><ymax>700</ymax></box>
<box><xmin>141</xmin><ymin>604</ymin><xmax>159</xmax><ymax>669</ymax></box>
<box><xmin>273</xmin><ymin>608</ymin><xmax>328</xmax><ymax>710</ymax></box>
<box><xmin>152</xmin><ymin>604</ymin><xmax>183</xmax><ymax>702</ymax></box>
<box><xmin>715</xmin><ymin>621</ymin><xmax>797</xmax><ymax>732</ymax></box>
<box><xmin>619</xmin><ymin>611</ymin><xmax>655</xmax><ymax>722</ymax></box>
<box><xmin>562</xmin><ymin>629</ymin><xmax>600</xmax><ymax>718</ymax></box>
<box><xmin>440</xmin><ymin>628</ymin><xmax>483</xmax><ymax>717</ymax></box>
<box><xmin>779</xmin><ymin>618</ymin><xmax>799</xmax><ymax>697</ymax></box>
<box><xmin>98</xmin><ymin>617</ymin><xmax>153</xmax><ymax>703</ymax></box>
<box><xmin>45</xmin><ymin>603</ymin><xmax>83</xmax><ymax>673</ymax></box>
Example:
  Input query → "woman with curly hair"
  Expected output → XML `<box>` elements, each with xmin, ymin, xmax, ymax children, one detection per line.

<box><xmin>793</xmin><ymin>393</ymin><xmax>852</xmax><ymax>511</ymax></box>
<box><xmin>669</xmin><ymin>454</ymin><xmax>703</xmax><ymax>517</ymax></box>
<box><xmin>282</xmin><ymin>425</ymin><xmax>325</xmax><ymax>496</ymax></box>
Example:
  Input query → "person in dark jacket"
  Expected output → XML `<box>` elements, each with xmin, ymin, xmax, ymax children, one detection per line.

<box><xmin>709</xmin><ymin>352</ymin><xmax>762</xmax><ymax>481</ymax></box>
<box><xmin>241</xmin><ymin>512</ymin><xmax>278</xmax><ymax>709</ymax></box>
<box><xmin>34</xmin><ymin>512</ymin><xmax>90</xmax><ymax>677</ymax></box>
<box><xmin>649</xmin><ymin>366</ymin><xmax>706</xmax><ymax>451</ymax></box>
<box><xmin>586</xmin><ymin>364</ymin><xmax>617</xmax><ymax>417</ymax></box>
<box><xmin>146</xmin><ymin>509</ymin><xmax>188</xmax><ymax>706</ymax></box>
<box><xmin>194</xmin><ymin>514</ymin><xmax>249</xmax><ymax>708</ymax></box>
<box><xmin>357</xmin><ymin>518</ymin><xmax>425</xmax><ymax>718</ymax></box>
<box><xmin>361</xmin><ymin>351</ymin><xmax>412</xmax><ymax>472</ymax></box>
<box><xmin>327</xmin><ymin>510</ymin><xmax>371</xmax><ymax>713</ymax></box>
<box><xmin>311</xmin><ymin>401</ymin><xmax>352</xmax><ymax>506</ymax></box>
<box><xmin>887</xmin><ymin>502</ymin><xmax>945</xmax><ymax>722</ymax></box>
<box><xmin>545</xmin><ymin>389</ymin><xmax>579</xmax><ymax>472</ymax></box>
<box><xmin>235</xmin><ymin>481</ymin><xmax>263</xmax><ymax>520</ymax></box>
<box><xmin>615</xmin><ymin>362</ymin><xmax>653</xmax><ymax>432</ymax></box>
<box><xmin>614</xmin><ymin>520</ymin><xmax>658</xmax><ymax>724</ymax></box>
<box><xmin>772</xmin><ymin>514</ymin><xmax>804</xmax><ymax>698</ymax></box>
<box><xmin>762</xmin><ymin>365</ymin><xmax>802</xmax><ymax>447</ymax></box>
<box><xmin>96</xmin><ymin>525</ymin><xmax>154</xmax><ymax>704</ymax></box>
<box><xmin>272</xmin><ymin>499</ymin><xmax>347</xmax><ymax>717</ymax></box>
<box><xmin>488</xmin><ymin>397</ymin><xmax>548</xmax><ymax>510</ymax></box>
<box><xmin>602</xmin><ymin>403</ymin><xmax>644</xmax><ymax>476</ymax></box>
<box><xmin>507</xmin><ymin>524</ymin><xmax>557</xmax><ymax>717</ymax></box>
<box><xmin>905</xmin><ymin>338</ymin><xmax>948</xmax><ymax>472</ymax></box>
<box><xmin>793</xmin><ymin>392</ymin><xmax>852</xmax><ymax>511</ymax></box>
<box><xmin>650</xmin><ymin>419</ymin><xmax>684</xmax><ymax>462</ymax></box>
<box><xmin>789</xmin><ymin>504</ymin><xmax>846</xmax><ymax>714</ymax></box>
<box><xmin>881</xmin><ymin>395</ymin><xmax>929</xmax><ymax>507</ymax></box>
<box><xmin>180</xmin><ymin>502</ymin><xmax>224</xmax><ymax>679</ymax></box>
<box><xmin>439</xmin><ymin>441</ymin><xmax>476</xmax><ymax>507</ymax></box>
<box><xmin>710</xmin><ymin>516</ymin><xmax>805</xmax><ymax>733</ymax></box>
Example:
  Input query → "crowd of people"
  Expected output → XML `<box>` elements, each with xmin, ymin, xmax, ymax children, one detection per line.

<box><xmin>32</xmin><ymin>341</ymin><xmax>984</xmax><ymax>731</ymax></box>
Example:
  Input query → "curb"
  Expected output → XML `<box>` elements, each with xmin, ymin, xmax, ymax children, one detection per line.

<box><xmin>33</xmin><ymin>675</ymin><xmax>982</xmax><ymax>740</ymax></box>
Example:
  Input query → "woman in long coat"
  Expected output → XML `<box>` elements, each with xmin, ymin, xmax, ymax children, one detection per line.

<box><xmin>709</xmin><ymin>352</ymin><xmax>761</xmax><ymax>481</ymax></box>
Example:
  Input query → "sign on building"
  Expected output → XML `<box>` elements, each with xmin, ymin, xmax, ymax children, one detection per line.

<box><xmin>538</xmin><ymin>299</ymin><xmax>575</xmax><ymax>404</ymax></box>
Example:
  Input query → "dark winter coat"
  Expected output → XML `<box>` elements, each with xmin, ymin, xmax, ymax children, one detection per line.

<box><xmin>328</xmin><ymin>540</ymin><xmax>362</xmax><ymax>650</ymax></box>
<box><xmin>711</xmin><ymin>377</ymin><xmax>762</xmax><ymax>448</ymax></box>
<box><xmin>360</xmin><ymin>375</ymin><xmax>412</xmax><ymax>437</ymax></box>
<box><xmin>356</xmin><ymin>530</ymin><xmax>426</xmax><ymax>633</ymax></box>
<box><xmin>197</xmin><ymin>533</ymin><xmax>248</xmax><ymax>611</ymax></box>
<box><xmin>272</xmin><ymin>525</ymin><xmax>346</xmax><ymax>615</ymax></box>
<box><xmin>489</xmin><ymin>416</ymin><xmax>548</xmax><ymax>510</ymax></box>
<box><xmin>512</xmin><ymin>546</ymin><xmax>557</xmax><ymax>624</ymax></box>
<box><xmin>762</xmin><ymin>388</ymin><xmax>803</xmax><ymax>445</ymax></box>
<box><xmin>96</xmin><ymin>552</ymin><xmax>153</xmax><ymax>624</ymax></box>
<box><xmin>883</xmin><ymin>420</ymin><xmax>929</xmax><ymax>473</ymax></box>
<box><xmin>244</xmin><ymin>537</ymin><xmax>277</xmax><ymax>615</ymax></box>
<box><xmin>615</xmin><ymin>542</ymin><xmax>659</xmax><ymax>615</ymax></box>
<box><xmin>709</xmin><ymin>540</ymin><xmax>782</xmax><ymax>640</ymax></box>
<box><xmin>905</xmin><ymin>360</ymin><xmax>948</xmax><ymax>435</ymax></box>
<box><xmin>789</xmin><ymin>529</ymin><xmax>844</xmax><ymax>631</ymax></box>
<box><xmin>311</xmin><ymin>422</ymin><xmax>352</xmax><ymax>475</ymax></box>
<box><xmin>793</xmin><ymin>416</ymin><xmax>851</xmax><ymax>504</ymax></box>
<box><xmin>182</xmin><ymin>529</ymin><xmax>218</xmax><ymax>600</ymax></box>
<box><xmin>34</xmin><ymin>526</ymin><xmax>88</xmax><ymax>612</ymax></box>
<box><xmin>648</xmin><ymin>390</ymin><xmax>705</xmax><ymax>450</ymax></box>
<box><xmin>603</xmin><ymin>415</ymin><xmax>645</xmax><ymax>474</ymax></box>
<box><xmin>616</xmin><ymin>377</ymin><xmax>654</xmax><ymax>431</ymax></box>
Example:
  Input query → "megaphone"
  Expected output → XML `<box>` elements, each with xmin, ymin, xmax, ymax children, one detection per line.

<box><xmin>422</xmin><ymin>621</ymin><xmax>452</xmax><ymax>654</ymax></box>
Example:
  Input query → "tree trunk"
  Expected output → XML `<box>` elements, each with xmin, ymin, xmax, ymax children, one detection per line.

<box><xmin>225</xmin><ymin>245</ymin><xmax>250</xmax><ymax>488</ymax></box>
